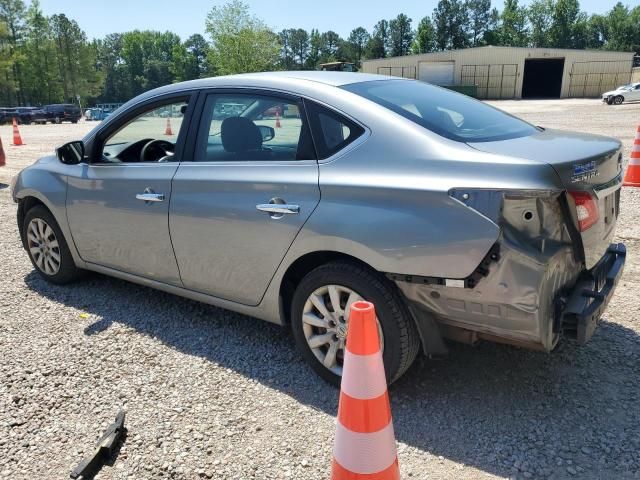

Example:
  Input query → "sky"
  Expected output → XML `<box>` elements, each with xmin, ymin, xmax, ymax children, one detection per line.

<box><xmin>36</xmin><ymin>0</ymin><xmax>622</xmax><ymax>41</ymax></box>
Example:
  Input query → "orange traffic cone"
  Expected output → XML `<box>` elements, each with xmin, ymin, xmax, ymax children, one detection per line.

<box><xmin>275</xmin><ymin>110</ymin><xmax>281</xmax><ymax>128</ymax></box>
<box><xmin>12</xmin><ymin>118</ymin><xmax>23</xmax><ymax>146</ymax></box>
<box><xmin>0</xmin><ymin>137</ymin><xmax>5</xmax><ymax>166</ymax></box>
<box><xmin>623</xmin><ymin>125</ymin><xmax>640</xmax><ymax>187</ymax></box>
<box><xmin>164</xmin><ymin>118</ymin><xmax>173</xmax><ymax>136</ymax></box>
<box><xmin>331</xmin><ymin>301</ymin><xmax>400</xmax><ymax>480</ymax></box>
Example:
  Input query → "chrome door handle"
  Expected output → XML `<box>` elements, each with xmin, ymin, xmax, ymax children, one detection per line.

<box><xmin>136</xmin><ymin>192</ymin><xmax>165</xmax><ymax>202</ymax></box>
<box><xmin>256</xmin><ymin>204</ymin><xmax>300</xmax><ymax>215</ymax></box>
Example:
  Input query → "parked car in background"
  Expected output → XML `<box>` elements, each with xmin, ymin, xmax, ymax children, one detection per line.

<box><xmin>602</xmin><ymin>82</ymin><xmax>640</xmax><ymax>105</ymax></box>
<box><xmin>15</xmin><ymin>107</ymin><xmax>47</xmax><ymax>125</ymax></box>
<box><xmin>85</xmin><ymin>108</ymin><xmax>111</xmax><ymax>122</ymax></box>
<box><xmin>12</xmin><ymin>72</ymin><xmax>626</xmax><ymax>386</ymax></box>
<box><xmin>43</xmin><ymin>104</ymin><xmax>81</xmax><ymax>123</ymax></box>
<box><xmin>0</xmin><ymin>107</ymin><xmax>18</xmax><ymax>125</ymax></box>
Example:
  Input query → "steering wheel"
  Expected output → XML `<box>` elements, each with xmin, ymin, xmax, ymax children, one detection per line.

<box><xmin>140</xmin><ymin>139</ymin><xmax>175</xmax><ymax>162</ymax></box>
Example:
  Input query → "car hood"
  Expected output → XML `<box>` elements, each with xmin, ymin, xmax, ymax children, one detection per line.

<box><xmin>467</xmin><ymin>128</ymin><xmax>622</xmax><ymax>190</ymax></box>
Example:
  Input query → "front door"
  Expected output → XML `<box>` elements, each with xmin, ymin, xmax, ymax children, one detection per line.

<box><xmin>66</xmin><ymin>96</ymin><xmax>193</xmax><ymax>285</ymax></box>
<box><xmin>170</xmin><ymin>91</ymin><xmax>320</xmax><ymax>305</ymax></box>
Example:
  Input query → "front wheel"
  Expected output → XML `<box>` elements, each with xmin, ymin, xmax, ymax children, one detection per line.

<box><xmin>614</xmin><ymin>95</ymin><xmax>624</xmax><ymax>105</ymax></box>
<box><xmin>23</xmin><ymin>205</ymin><xmax>82</xmax><ymax>284</ymax></box>
<box><xmin>291</xmin><ymin>261</ymin><xmax>420</xmax><ymax>386</ymax></box>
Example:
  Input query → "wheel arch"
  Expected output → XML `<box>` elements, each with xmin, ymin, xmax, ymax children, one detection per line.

<box><xmin>17</xmin><ymin>196</ymin><xmax>52</xmax><ymax>249</ymax></box>
<box><xmin>279</xmin><ymin>250</ymin><xmax>380</xmax><ymax>325</ymax></box>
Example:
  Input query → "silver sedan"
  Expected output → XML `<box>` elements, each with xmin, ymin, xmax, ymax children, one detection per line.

<box><xmin>12</xmin><ymin>72</ymin><xmax>626</xmax><ymax>385</ymax></box>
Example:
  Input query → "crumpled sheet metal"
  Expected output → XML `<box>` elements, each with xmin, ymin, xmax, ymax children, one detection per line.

<box><xmin>397</xmin><ymin>193</ymin><xmax>582</xmax><ymax>351</ymax></box>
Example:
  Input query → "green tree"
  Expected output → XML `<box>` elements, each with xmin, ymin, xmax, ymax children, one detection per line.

<box><xmin>278</xmin><ymin>29</ymin><xmax>295</xmax><ymax>69</ymax></box>
<box><xmin>528</xmin><ymin>0</ymin><xmax>553</xmax><ymax>47</ymax></box>
<box><xmin>605</xmin><ymin>2</ymin><xmax>639</xmax><ymax>52</ymax></box>
<box><xmin>347</xmin><ymin>27</ymin><xmax>370</xmax><ymax>66</ymax></box>
<box><xmin>320</xmin><ymin>30</ymin><xmax>341</xmax><ymax>62</ymax></box>
<box><xmin>183</xmin><ymin>34</ymin><xmax>211</xmax><ymax>79</ymax></box>
<box><xmin>370</xmin><ymin>20</ymin><xmax>389</xmax><ymax>57</ymax></box>
<box><xmin>412</xmin><ymin>16</ymin><xmax>436</xmax><ymax>53</ymax></box>
<box><xmin>364</xmin><ymin>36</ymin><xmax>385</xmax><ymax>59</ymax></box>
<box><xmin>482</xmin><ymin>7</ymin><xmax>502</xmax><ymax>44</ymax></box>
<box><xmin>466</xmin><ymin>0</ymin><xmax>492</xmax><ymax>46</ymax></box>
<box><xmin>306</xmin><ymin>29</ymin><xmax>322</xmax><ymax>68</ymax></box>
<box><xmin>549</xmin><ymin>0</ymin><xmax>581</xmax><ymax>48</ymax></box>
<box><xmin>22</xmin><ymin>0</ymin><xmax>56</xmax><ymax>104</ymax></box>
<box><xmin>0</xmin><ymin>20</ymin><xmax>14</xmax><ymax>103</ymax></box>
<box><xmin>388</xmin><ymin>14</ymin><xmax>414</xmax><ymax>56</ymax></box>
<box><xmin>95</xmin><ymin>33</ymin><xmax>131</xmax><ymax>102</ymax></box>
<box><xmin>499</xmin><ymin>0</ymin><xmax>529</xmax><ymax>46</ymax></box>
<box><xmin>50</xmin><ymin>14</ymin><xmax>102</xmax><ymax>103</ymax></box>
<box><xmin>0</xmin><ymin>0</ymin><xmax>26</xmax><ymax>104</ymax></box>
<box><xmin>205</xmin><ymin>0</ymin><xmax>279</xmax><ymax>75</ymax></box>
<box><xmin>433</xmin><ymin>0</ymin><xmax>469</xmax><ymax>50</ymax></box>
<box><xmin>289</xmin><ymin>28</ymin><xmax>309</xmax><ymax>68</ymax></box>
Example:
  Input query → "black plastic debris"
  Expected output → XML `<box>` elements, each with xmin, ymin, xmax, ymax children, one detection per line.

<box><xmin>70</xmin><ymin>410</ymin><xmax>126</xmax><ymax>480</ymax></box>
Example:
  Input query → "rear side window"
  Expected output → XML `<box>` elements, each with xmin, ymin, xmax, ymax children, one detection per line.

<box><xmin>305</xmin><ymin>101</ymin><xmax>364</xmax><ymax>159</ymax></box>
<box><xmin>342</xmin><ymin>80</ymin><xmax>537</xmax><ymax>143</ymax></box>
<box><xmin>194</xmin><ymin>93</ymin><xmax>316</xmax><ymax>162</ymax></box>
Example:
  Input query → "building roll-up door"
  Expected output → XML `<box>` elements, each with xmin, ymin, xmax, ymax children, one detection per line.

<box><xmin>418</xmin><ymin>61</ymin><xmax>455</xmax><ymax>85</ymax></box>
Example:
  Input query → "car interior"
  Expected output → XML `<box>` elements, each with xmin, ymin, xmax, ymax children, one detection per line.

<box><xmin>100</xmin><ymin>98</ymin><xmax>318</xmax><ymax>164</ymax></box>
<box><xmin>199</xmin><ymin>97</ymin><xmax>316</xmax><ymax>162</ymax></box>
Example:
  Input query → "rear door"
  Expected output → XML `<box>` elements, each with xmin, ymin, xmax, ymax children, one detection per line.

<box><xmin>169</xmin><ymin>90</ymin><xmax>320</xmax><ymax>306</ymax></box>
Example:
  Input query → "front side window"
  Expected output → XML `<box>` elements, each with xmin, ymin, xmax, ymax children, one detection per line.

<box><xmin>195</xmin><ymin>93</ymin><xmax>315</xmax><ymax>162</ymax></box>
<box><xmin>342</xmin><ymin>80</ymin><xmax>538</xmax><ymax>143</ymax></box>
<box><xmin>101</xmin><ymin>99</ymin><xmax>189</xmax><ymax>163</ymax></box>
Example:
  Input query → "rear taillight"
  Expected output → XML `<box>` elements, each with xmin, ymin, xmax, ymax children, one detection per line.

<box><xmin>569</xmin><ymin>191</ymin><xmax>599</xmax><ymax>231</ymax></box>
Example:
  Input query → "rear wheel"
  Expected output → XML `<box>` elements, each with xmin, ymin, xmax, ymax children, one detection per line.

<box><xmin>614</xmin><ymin>95</ymin><xmax>624</xmax><ymax>105</ymax></box>
<box><xmin>291</xmin><ymin>261</ymin><xmax>420</xmax><ymax>386</ymax></box>
<box><xmin>23</xmin><ymin>206</ymin><xmax>82</xmax><ymax>284</ymax></box>
<box><xmin>54</xmin><ymin>116</ymin><xmax>61</xmax><ymax>124</ymax></box>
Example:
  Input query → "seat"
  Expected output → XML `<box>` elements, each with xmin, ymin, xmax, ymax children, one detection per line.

<box><xmin>220</xmin><ymin>117</ymin><xmax>271</xmax><ymax>160</ymax></box>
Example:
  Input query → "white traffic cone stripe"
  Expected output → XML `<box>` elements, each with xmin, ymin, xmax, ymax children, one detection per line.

<box><xmin>628</xmin><ymin>158</ymin><xmax>640</xmax><ymax>165</ymax></box>
<box><xmin>341</xmin><ymin>349</ymin><xmax>388</xmax><ymax>400</ymax></box>
<box><xmin>333</xmin><ymin>421</ymin><xmax>397</xmax><ymax>474</ymax></box>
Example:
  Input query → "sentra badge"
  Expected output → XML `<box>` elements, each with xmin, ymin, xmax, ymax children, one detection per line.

<box><xmin>571</xmin><ymin>160</ymin><xmax>599</xmax><ymax>183</ymax></box>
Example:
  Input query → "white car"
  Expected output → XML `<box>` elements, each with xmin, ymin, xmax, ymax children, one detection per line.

<box><xmin>602</xmin><ymin>82</ymin><xmax>640</xmax><ymax>105</ymax></box>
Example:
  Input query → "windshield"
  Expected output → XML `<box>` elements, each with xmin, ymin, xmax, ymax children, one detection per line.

<box><xmin>342</xmin><ymin>80</ymin><xmax>538</xmax><ymax>143</ymax></box>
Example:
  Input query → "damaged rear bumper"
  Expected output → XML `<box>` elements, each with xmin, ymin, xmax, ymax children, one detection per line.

<box><xmin>557</xmin><ymin>243</ymin><xmax>626</xmax><ymax>344</ymax></box>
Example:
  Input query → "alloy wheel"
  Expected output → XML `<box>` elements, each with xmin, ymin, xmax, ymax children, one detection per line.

<box><xmin>27</xmin><ymin>218</ymin><xmax>61</xmax><ymax>276</ymax></box>
<box><xmin>301</xmin><ymin>284</ymin><xmax>384</xmax><ymax>376</ymax></box>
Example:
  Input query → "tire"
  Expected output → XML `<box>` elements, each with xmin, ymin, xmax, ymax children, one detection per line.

<box><xmin>614</xmin><ymin>95</ymin><xmax>624</xmax><ymax>105</ymax></box>
<box><xmin>23</xmin><ymin>205</ymin><xmax>82</xmax><ymax>284</ymax></box>
<box><xmin>291</xmin><ymin>261</ymin><xmax>420</xmax><ymax>386</ymax></box>
<box><xmin>72</xmin><ymin>120</ymin><xmax>78</xmax><ymax>124</ymax></box>
<box><xmin>54</xmin><ymin>116</ymin><xmax>61</xmax><ymax>124</ymax></box>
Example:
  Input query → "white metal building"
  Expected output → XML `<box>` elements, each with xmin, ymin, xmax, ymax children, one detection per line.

<box><xmin>361</xmin><ymin>46</ymin><xmax>635</xmax><ymax>99</ymax></box>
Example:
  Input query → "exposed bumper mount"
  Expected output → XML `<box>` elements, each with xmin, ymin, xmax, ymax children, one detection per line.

<box><xmin>557</xmin><ymin>243</ymin><xmax>626</xmax><ymax>344</ymax></box>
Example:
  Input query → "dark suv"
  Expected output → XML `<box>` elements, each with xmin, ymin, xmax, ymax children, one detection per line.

<box><xmin>15</xmin><ymin>107</ymin><xmax>47</xmax><ymax>125</ymax></box>
<box><xmin>43</xmin><ymin>104</ymin><xmax>81</xmax><ymax>124</ymax></box>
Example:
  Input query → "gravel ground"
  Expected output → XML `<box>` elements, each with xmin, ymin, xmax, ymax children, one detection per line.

<box><xmin>1</xmin><ymin>100</ymin><xmax>639</xmax><ymax>480</ymax></box>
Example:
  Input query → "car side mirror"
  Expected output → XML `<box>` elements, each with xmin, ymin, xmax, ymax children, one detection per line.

<box><xmin>258</xmin><ymin>125</ymin><xmax>275</xmax><ymax>142</ymax></box>
<box><xmin>56</xmin><ymin>140</ymin><xmax>85</xmax><ymax>165</ymax></box>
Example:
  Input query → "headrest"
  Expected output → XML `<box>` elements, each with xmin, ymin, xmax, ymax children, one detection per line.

<box><xmin>221</xmin><ymin>117</ymin><xmax>262</xmax><ymax>153</ymax></box>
